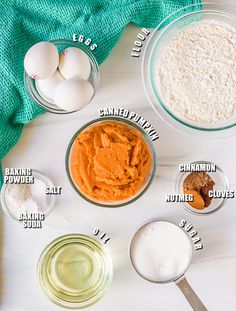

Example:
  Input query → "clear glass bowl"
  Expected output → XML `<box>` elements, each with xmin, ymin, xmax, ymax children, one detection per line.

<box><xmin>65</xmin><ymin>117</ymin><xmax>157</xmax><ymax>207</ymax></box>
<box><xmin>24</xmin><ymin>39</ymin><xmax>100</xmax><ymax>114</ymax></box>
<box><xmin>175</xmin><ymin>161</ymin><xmax>229</xmax><ymax>215</ymax></box>
<box><xmin>0</xmin><ymin>169</ymin><xmax>56</xmax><ymax>221</ymax></box>
<box><xmin>143</xmin><ymin>3</ymin><xmax>236</xmax><ymax>137</ymax></box>
<box><xmin>38</xmin><ymin>234</ymin><xmax>113</xmax><ymax>309</ymax></box>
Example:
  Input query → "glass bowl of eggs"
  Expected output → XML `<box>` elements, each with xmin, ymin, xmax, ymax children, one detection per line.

<box><xmin>24</xmin><ymin>39</ymin><xmax>99</xmax><ymax>114</ymax></box>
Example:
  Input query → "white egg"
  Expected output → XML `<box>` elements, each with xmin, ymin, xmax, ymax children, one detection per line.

<box><xmin>59</xmin><ymin>47</ymin><xmax>91</xmax><ymax>80</ymax></box>
<box><xmin>54</xmin><ymin>78</ymin><xmax>93</xmax><ymax>111</ymax></box>
<box><xmin>24</xmin><ymin>42</ymin><xmax>59</xmax><ymax>79</ymax></box>
<box><xmin>35</xmin><ymin>70</ymin><xmax>64</xmax><ymax>103</ymax></box>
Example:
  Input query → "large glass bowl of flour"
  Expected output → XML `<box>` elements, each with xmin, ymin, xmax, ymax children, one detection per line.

<box><xmin>143</xmin><ymin>3</ymin><xmax>236</xmax><ymax>135</ymax></box>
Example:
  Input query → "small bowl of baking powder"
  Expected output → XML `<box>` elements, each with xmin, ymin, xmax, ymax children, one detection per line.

<box><xmin>143</xmin><ymin>3</ymin><xmax>236</xmax><ymax>136</ymax></box>
<box><xmin>0</xmin><ymin>169</ymin><xmax>56</xmax><ymax>222</ymax></box>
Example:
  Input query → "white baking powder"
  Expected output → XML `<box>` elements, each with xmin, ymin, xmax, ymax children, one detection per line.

<box><xmin>130</xmin><ymin>221</ymin><xmax>192</xmax><ymax>282</ymax></box>
<box><xmin>4</xmin><ymin>179</ymin><xmax>47</xmax><ymax>217</ymax></box>
<box><xmin>155</xmin><ymin>21</ymin><xmax>236</xmax><ymax>125</ymax></box>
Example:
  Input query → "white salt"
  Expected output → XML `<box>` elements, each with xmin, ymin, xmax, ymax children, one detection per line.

<box><xmin>4</xmin><ymin>179</ymin><xmax>47</xmax><ymax>217</ymax></box>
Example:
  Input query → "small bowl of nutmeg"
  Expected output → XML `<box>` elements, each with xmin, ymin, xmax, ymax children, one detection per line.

<box><xmin>176</xmin><ymin>161</ymin><xmax>230</xmax><ymax>215</ymax></box>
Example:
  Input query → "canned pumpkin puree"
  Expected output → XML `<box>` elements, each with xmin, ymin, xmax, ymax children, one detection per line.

<box><xmin>67</xmin><ymin>119</ymin><xmax>154</xmax><ymax>205</ymax></box>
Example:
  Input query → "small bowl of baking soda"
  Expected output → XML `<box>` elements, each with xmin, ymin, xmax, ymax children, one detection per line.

<box><xmin>143</xmin><ymin>3</ymin><xmax>236</xmax><ymax>135</ymax></box>
<box><xmin>1</xmin><ymin>170</ymin><xmax>56</xmax><ymax>222</ymax></box>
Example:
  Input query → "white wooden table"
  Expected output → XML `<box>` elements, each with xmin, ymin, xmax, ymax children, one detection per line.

<box><xmin>1</xmin><ymin>0</ymin><xmax>236</xmax><ymax>310</ymax></box>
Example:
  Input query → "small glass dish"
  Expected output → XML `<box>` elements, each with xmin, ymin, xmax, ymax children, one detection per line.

<box><xmin>175</xmin><ymin>161</ymin><xmax>229</xmax><ymax>215</ymax></box>
<box><xmin>143</xmin><ymin>3</ymin><xmax>236</xmax><ymax>137</ymax></box>
<box><xmin>0</xmin><ymin>169</ymin><xmax>56</xmax><ymax>221</ymax></box>
<box><xmin>65</xmin><ymin>117</ymin><xmax>157</xmax><ymax>207</ymax></box>
<box><xmin>38</xmin><ymin>234</ymin><xmax>113</xmax><ymax>309</ymax></box>
<box><xmin>24</xmin><ymin>39</ymin><xmax>100</xmax><ymax>114</ymax></box>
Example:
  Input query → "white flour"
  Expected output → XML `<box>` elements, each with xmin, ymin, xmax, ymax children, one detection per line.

<box><xmin>130</xmin><ymin>221</ymin><xmax>192</xmax><ymax>282</ymax></box>
<box><xmin>155</xmin><ymin>21</ymin><xmax>236</xmax><ymax>125</ymax></box>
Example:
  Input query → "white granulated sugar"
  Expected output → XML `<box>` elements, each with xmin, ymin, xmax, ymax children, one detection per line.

<box><xmin>155</xmin><ymin>21</ymin><xmax>236</xmax><ymax>125</ymax></box>
<box><xmin>130</xmin><ymin>221</ymin><xmax>192</xmax><ymax>282</ymax></box>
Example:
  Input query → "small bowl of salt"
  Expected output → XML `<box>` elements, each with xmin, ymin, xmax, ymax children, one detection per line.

<box><xmin>0</xmin><ymin>170</ymin><xmax>56</xmax><ymax>222</ymax></box>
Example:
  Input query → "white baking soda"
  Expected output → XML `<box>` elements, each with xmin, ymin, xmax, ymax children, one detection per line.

<box><xmin>4</xmin><ymin>179</ymin><xmax>48</xmax><ymax>216</ymax></box>
<box><xmin>130</xmin><ymin>221</ymin><xmax>192</xmax><ymax>282</ymax></box>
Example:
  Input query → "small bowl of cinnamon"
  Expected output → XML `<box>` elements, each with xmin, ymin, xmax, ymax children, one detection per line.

<box><xmin>176</xmin><ymin>161</ymin><xmax>230</xmax><ymax>215</ymax></box>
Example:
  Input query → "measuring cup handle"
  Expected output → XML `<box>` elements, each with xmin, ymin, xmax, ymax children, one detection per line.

<box><xmin>175</xmin><ymin>276</ymin><xmax>208</xmax><ymax>311</ymax></box>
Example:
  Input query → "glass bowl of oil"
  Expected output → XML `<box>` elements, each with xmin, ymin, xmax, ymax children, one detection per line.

<box><xmin>38</xmin><ymin>234</ymin><xmax>113</xmax><ymax>309</ymax></box>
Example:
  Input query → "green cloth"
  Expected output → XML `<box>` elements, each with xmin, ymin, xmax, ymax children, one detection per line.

<box><xmin>0</xmin><ymin>0</ymin><xmax>201</xmax><ymax>183</ymax></box>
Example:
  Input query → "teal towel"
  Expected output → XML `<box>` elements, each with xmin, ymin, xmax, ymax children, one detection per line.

<box><xmin>0</xmin><ymin>0</ymin><xmax>201</xmax><ymax>183</ymax></box>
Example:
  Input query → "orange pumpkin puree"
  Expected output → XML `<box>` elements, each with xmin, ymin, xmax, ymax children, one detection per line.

<box><xmin>69</xmin><ymin>121</ymin><xmax>152</xmax><ymax>202</ymax></box>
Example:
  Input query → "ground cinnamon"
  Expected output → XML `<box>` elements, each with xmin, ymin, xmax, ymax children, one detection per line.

<box><xmin>183</xmin><ymin>172</ymin><xmax>215</xmax><ymax>209</ymax></box>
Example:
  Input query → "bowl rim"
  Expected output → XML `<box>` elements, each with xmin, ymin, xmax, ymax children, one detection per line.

<box><xmin>24</xmin><ymin>38</ymin><xmax>100</xmax><ymax>114</ymax></box>
<box><xmin>65</xmin><ymin>116</ymin><xmax>157</xmax><ymax>208</ymax></box>
<box><xmin>142</xmin><ymin>2</ymin><xmax>236</xmax><ymax>134</ymax></box>
<box><xmin>175</xmin><ymin>160</ymin><xmax>229</xmax><ymax>215</ymax></box>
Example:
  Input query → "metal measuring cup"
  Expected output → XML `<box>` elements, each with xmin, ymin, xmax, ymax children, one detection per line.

<box><xmin>129</xmin><ymin>220</ymin><xmax>208</xmax><ymax>311</ymax></box>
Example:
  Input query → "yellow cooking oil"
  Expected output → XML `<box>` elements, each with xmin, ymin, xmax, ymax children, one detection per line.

<box><xmin>38</xmin><ymin>234</ymin><xmax>112</xmax><ymax>309</ymax></box>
